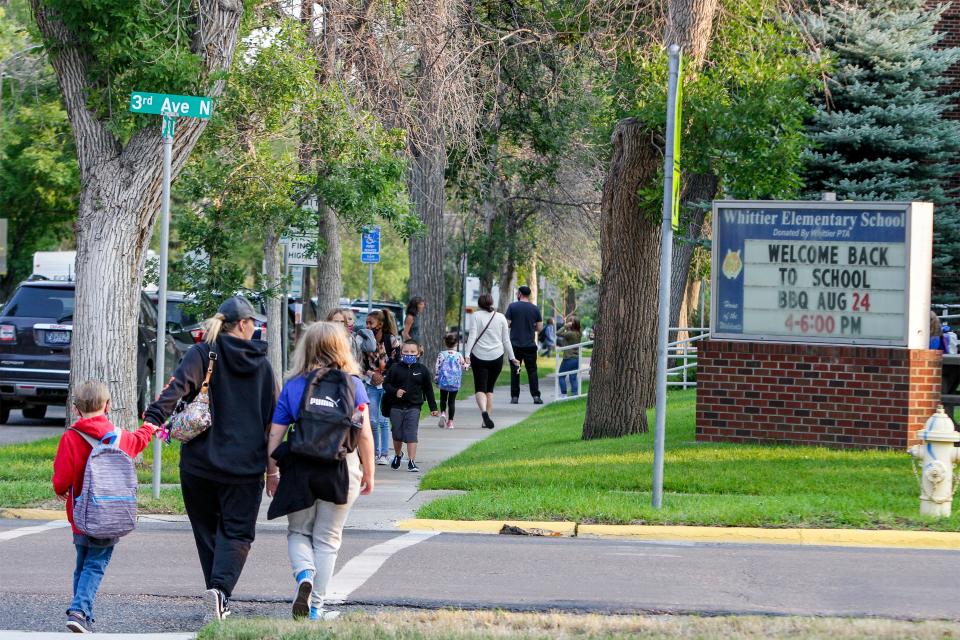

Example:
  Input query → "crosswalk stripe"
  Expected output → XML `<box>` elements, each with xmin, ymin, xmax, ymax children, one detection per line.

<box><xmin>325</xmin><ymin>530</ymin><xmax>439</xmax><ymax>604</ymax></box>
<box><xmin>0</xmin><ymin>520</ymin><xmax>69</xmax><ymax>542</ymax></box>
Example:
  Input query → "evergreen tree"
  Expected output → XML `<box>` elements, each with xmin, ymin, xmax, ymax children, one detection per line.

<box><xmin>803</xmin><ymin>0</ymin><xmax>960</xmax><ymax>298</ymax></box>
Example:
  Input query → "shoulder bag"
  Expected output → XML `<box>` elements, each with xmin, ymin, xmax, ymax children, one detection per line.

<box><xmin>168</xmin><ymin>350</ymin><xmax>217</xmax><ymax>443</ymax></box>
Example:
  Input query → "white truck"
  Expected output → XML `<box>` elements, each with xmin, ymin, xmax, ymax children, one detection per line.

<box><xmin>32</xmin><ymin>251</ymin><xmax>76</xmax><ymax>281</ymax></box>
<box><xmin>32</xmin><ymin>250</ymin><xmax>159</xmax><ymax>282</ymax></box>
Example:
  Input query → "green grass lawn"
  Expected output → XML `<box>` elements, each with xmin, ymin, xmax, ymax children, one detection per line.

<box><xmin>418</xmin><ymin>391</ymin><xmax>960</xmax><ymax>531</ymax></box>
<box><xmin>0</xmin><ymin>434</ymin><xmax>185</xmax><ymax>513</ymax></box>
<box><xmin>198</xmin><ymin>610</ymin><xmax>960</xmax><ymax>640</ymax></box>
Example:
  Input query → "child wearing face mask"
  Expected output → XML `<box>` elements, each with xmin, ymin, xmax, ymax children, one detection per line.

<box><xmin>382</xmin><ymin>340</ymin><xmax>438</xmax><ymax>472</ymax></box>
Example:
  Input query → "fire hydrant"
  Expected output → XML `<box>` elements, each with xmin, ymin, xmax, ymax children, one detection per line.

<box><xmin>907</xmin><ymin>405</ymin><xmax>960</xmax><ymax>517</ymax></box>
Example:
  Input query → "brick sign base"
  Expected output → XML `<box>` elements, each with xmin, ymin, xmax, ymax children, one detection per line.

<box><xmin>695</xmin><ymin>340</ymin><xmax>941</xmax><ymax>449</ymax></box>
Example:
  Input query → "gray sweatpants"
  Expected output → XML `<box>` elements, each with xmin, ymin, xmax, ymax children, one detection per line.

<box><xmin>285</xmin><ymin>451</ymin><xmax>362</xmax><ymax>607</ymax></box>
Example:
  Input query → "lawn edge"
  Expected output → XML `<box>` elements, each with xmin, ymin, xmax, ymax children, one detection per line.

<box><xmin>396</xmin><ymin>519</ymin><xmax>960</xmax><ymax>550</ymax></box>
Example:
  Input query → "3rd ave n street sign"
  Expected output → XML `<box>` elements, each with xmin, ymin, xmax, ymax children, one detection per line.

<box><xmin>129</xmin><ymin>92</ymin><xmax>213</xmax><ymax>119</ymax></box>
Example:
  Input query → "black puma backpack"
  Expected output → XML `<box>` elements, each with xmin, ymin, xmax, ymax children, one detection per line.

<box><xmin>289</xmin><ymin>368</ymin><xmax>359</xmax><ymax>461</ymax></box>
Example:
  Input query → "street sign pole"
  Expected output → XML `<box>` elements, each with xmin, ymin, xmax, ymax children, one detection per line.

<box><xmin>282</xmin><ymin>243</ymin><xmax>289</xmax><ymax>372</ymax></box>
<box><xmin>367</xmin><ymin>264</ymin><xmax>373</xmax><ymax>314</ymax></box>
<box><xmin>460</xmin><ymin>252</ymin><xmax>468</xmax><ymax>355</ymax></box>
<box><xmin>152</xmin><ymin>114</ymin><xmax>175</xmax><ymax>501</ymax></box>
<box><xmin>130</xmin><ymin>91</ymin><xmax>212</xmax><ymax>500</ymax></box>
<box><xmin>652</xmin><ymin>44</ymin><xmax>682</xmax><ymax>510</ymax></box>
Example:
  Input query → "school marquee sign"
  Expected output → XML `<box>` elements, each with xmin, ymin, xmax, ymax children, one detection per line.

<box><xmin>711</xmin><ymin>201</ymin><xmax>933</xmax><ymax>348</ymax></box>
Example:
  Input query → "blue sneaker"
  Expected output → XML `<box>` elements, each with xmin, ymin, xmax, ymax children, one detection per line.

<box><xmin>309</xmin><ymin>606</ymin><xmax>341</xmax><ymax>621</ymax></box>
<box><xmin>292</xmin><ymin>570</ymin><xmax>314</xmax><ymax>619</ymax></box>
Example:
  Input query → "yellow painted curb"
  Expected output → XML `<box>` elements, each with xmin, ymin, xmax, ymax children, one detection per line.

<box><xmin>396</xmin><ymin>519</ymin><xmax>960</xmax><ymax>549</ymax></box>
<box><xmin>396</xmin><ymin>518</ymin><xmax>577</xmax><ymax>537</ymax></box>
<box><xmin>0</xmin><ymin>508</ymin><xmax>66</xmax><ymax>522</ymax></box>
<box><xmin>578</xmin><ymin>524</ymin><xmax>960</xmax><ymax>550</ymax></box>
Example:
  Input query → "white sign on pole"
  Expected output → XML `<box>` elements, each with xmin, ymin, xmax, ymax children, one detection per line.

<box><xmin>289</xmin><ymin>266</ymin><xmax>304</xmax><ymax>298</ymax></box>
<box><xmin>282</xmin><ymin>234</ymin><xmax>318</xmax><ymax>268</ymax></box>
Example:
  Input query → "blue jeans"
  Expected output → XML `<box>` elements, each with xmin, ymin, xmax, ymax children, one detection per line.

<box><xmin>559</xmin><ymin>357</ymin><xmax>579</xmax><ymax>395</ymax></box>
<box><xmin>365</xmin><ymin>384</ymin><xmax>391</xmax><ymax>456</ymax></box>
<box><xmin>70</xmin><ymin>542</ymin><xmax>114</xmax><ymax>620</ymax></box>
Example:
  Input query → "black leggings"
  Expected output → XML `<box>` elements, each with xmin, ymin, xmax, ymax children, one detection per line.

<box><xmin>440</xmin><ymin>389</ymin><xmax>458</xmax><ymax>419</ymax></box>
<box><xmin>470</xmin><ymin>354</ymin><xmax>504</xmax><ymax>393</ymax></box>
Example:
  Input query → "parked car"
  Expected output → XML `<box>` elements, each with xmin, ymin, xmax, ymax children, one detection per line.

<box><xmin>351</xmin><ymin>299</ymin><xmax>404</xmax><ymax>328</ymax></box>
<box><xmin>146</xmin><ymin>290</ymin><xmax>204</xmax><ymax>359</ymax></box>
<box><xmin>0</xmin><ymin>281</ymin><xmax>175</xmax><ymax>423</ymax></box>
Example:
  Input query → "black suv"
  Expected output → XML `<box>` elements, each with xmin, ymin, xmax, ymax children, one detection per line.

<box><xmin>0</xmin><ymin>281</ymin><xmax>176</xmax><ymax>423</ymax></box>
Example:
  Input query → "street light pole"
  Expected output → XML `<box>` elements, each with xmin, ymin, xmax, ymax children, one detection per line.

<box><xmin>652</xmin><ymin>44</ymin><xmax>681</xmax><ymax>510</ymax></box>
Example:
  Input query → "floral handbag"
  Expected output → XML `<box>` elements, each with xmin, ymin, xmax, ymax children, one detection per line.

<box><xmin>168</xmin><ymin>351</ymin><xmax>217</xmax><ymax>443</ymax></box>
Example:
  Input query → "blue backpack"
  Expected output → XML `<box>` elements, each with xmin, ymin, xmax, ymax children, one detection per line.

<box><xmin>437</xmin><ymin>352</ymin><xmax>464</xmax><ymax>391</ymax></box>
<box><xmin>71</xmin><ymin>428</ymin><xmax>138</xmax><ymax>539</ymax></box>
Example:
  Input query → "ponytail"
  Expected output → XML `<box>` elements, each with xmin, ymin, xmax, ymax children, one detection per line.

<box><xmin>203</xmin><ymin>312</ymin><xmax>237</xmax><ymax>344</ymax></box>
<box><xmin>381</xmin><ymin>309</ymin><xmax>399</xmax><ymax>338</ymax></box>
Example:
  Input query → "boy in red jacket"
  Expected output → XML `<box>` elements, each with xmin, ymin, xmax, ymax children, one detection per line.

<box><xmin>52</xmin><ymin>381</ymin><xmax>157</xmax><ymax>634</ymax></box>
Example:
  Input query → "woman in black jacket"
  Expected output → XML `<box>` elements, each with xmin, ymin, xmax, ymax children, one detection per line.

<box><xmin>143</xmin><ymin>296</ymin><xmax>276</xmax><ymax>621</ymax></box>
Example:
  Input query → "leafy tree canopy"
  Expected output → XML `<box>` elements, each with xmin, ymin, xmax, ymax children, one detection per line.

<box><xmin>801</xmin><ymin>0</ymin><xmax>960</xmax><ymax>297</ymax></box>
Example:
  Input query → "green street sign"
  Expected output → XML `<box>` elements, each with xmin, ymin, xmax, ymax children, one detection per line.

<box><xmin>129</xmin><ymin>92</ymin><xmax>212</xmax><ymax>119</ymax></box>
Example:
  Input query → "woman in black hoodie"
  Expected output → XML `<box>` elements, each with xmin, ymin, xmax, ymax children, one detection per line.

<box><xmin>143</xmin><ymin>296</ymin><xmax>276</xmax><ymax>621</ymax></box>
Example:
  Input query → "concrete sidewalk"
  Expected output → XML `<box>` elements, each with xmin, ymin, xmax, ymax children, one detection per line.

<box><xmin>325</xmin><ymin>378</ymin><xmax>555</xmax><ymax>530</ymax></box>
<box><xmin>137</xmin><ymin>379</ymin><xmax>555</xmax><ymax>531</ymax></box>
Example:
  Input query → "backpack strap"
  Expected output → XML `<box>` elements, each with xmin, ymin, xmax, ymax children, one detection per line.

<box><xmin>69</xmin><ymin>427</ymin><xmax>122</xmax><ymax>448</ymax></box>
<box><xmin>338</xmin><ymin>370</ymin><xmax>356</xmax><ymax>412</ymax></box>
<box><xmin>69</xmin><ymin>428</ymin><xmax>99</xmax><ymax>448</ymax></box>
<box><xmin>297</xmin><ymin>368</ymin><xmax>325</xmax><ymax>418</ymax></box>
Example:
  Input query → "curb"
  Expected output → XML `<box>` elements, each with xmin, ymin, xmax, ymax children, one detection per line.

<box><xmin>0</xmin><ymin>508</ymin><xmax>66</xmax><ymax>521</ymax></box>
<box><xmin>396</xmin><ymin>518</ymin><xmax>577</xmax><ymax>537</ymax></box>
<box><xmin>396</xmin><ymin>519</ymin><xmax>960</xmax><ymax>550</ymax></box>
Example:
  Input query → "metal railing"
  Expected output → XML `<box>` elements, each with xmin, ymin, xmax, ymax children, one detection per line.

<box><xmin>553</xmin><ymin>340</ymin><xmax>592</xmax><ymax>401</ymax></box>
<box><xmin>548</xmin><ymin>327</ymin><xmax>713</xmax><ymax>401</ymax></box>
<box><xmin>933</xmin><ymin>303</ymin><xmax>960</xmax><ymax>323</ymax></box>
<box><xmin>667</xmin><ymin>327</ymin><xmax>711</xmax><ymax>389</ymax></box>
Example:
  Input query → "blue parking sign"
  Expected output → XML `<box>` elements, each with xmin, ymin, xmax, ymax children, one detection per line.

<box><xmin>361</xmin><ymin>226</ymin><xmax>380</xmax><ymax>264</ymax></box>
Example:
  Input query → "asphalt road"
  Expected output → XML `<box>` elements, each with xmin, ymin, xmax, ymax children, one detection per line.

<box><xmin>0</xmin><ymin>518</ymin><xmax>957</xmax><ymax>634</ymax></box>
<box><xmin>0</xmin><ymin>407</ymin><xmax>66</xmax><ymax>445</ymax></box>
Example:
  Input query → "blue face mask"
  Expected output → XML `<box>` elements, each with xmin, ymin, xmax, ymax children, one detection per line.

<box><xmin>401</xmin><ymin>354</ymin><xmax>418</xmax><ymax>365</ymax></box>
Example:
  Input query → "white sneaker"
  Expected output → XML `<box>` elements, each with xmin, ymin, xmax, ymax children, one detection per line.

<box><xmin>437</xmin><ymin>412</ymin><xmax>447</xmax><ymax>428</ymax></box>
<box><xmin>375</xmin><ymin>454</ymin><xmax>388</xmax><ymax>466</ymax></box>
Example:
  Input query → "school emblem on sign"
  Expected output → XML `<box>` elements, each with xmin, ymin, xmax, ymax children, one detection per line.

<box><xmin>722</xmin><ymin>249</ymin><xmax>743</xmax><ymax>280</ymax></box>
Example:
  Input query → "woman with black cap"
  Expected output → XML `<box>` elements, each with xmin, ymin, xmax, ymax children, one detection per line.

<box><xmin>143</xmin><ymin>296</ymin><xmax>277</xmax><ymax>621</ymax></box>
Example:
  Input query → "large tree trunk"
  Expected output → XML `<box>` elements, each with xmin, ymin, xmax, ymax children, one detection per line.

<box><xmin>583</xmin><ymin>119</ymin><xmax>661</xmax><ymax>438</ymax></box>
<box><xmin>565</xmin><ymin>286</ymin><xmax>577</xmax><ymax>317</ymax></box>
<box><xmin>529</xmin><ymin>257</ymin><xmax>538</xmax><ymax>304</ymax></box>
<box><xmin>315</xmin><ymin>202</ymin><xmax>342</xmax><ymax>316</ymax></box>
<box><xmin>582</xmin><ymin>0</ymin><xmax>719</xmax><ymax>440</ymax></box>
<box><xmin>264</xmin><ymin>227</ymin><xmax>283</xmax><ymax>382</ymax></box>
<box><xmin>33</xmin><ymin>0</ymin><xmax>243</xmax><ymax>428</ymax></box>
<box><xmin>669</xmin><ymin>173</ymin><xmax>718</xmax><ymax>327</ymax></box>
<box><xmin>408</xmin><ymin>138</ymin><xmax>447</xmax><ymax>361</ymax></box>
<box><xmin>497</xmin><ymin>249</ymin><xmax>516</xmax><ymax>312</ymax></box>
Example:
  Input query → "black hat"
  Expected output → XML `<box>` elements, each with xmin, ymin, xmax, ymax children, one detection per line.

<box><xmin>518</xmin><ymin>285</ymin><xmax>532</xmax><ymax>297</ymax></box>
<box><xmin>218</xmin><ymin>296</ymin><xmax>266</xmax><ymax>323</ymax></box>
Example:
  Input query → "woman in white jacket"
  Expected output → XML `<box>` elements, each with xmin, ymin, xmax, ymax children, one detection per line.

<box><xmin>465</xmin><ymin>293</ymin><xmax>519</xmax><ymax>429</ymax></box>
